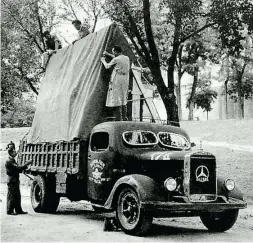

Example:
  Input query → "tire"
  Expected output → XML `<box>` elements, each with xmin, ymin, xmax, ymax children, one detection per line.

<box><xmin>31</xmin><ymin>175</ymin><xmax>60</xmax><ymax>213</ymax></box>
<box><xmin>200</xmin><ymin>209</ymin><xmax>239</xmax><ymax>232</ymax></box>
<box><xmin>116</xmin><ymin>187</ymin><xmax>153</xmax><ymax>236</ymax></box>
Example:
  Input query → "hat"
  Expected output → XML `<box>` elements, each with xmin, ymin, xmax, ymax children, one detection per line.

<box><xmin>6</xmin><ymin>141</ymin><xmax>15</xmax><ymax>151</ymax></box>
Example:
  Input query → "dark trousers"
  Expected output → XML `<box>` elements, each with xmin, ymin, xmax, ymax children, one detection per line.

<box><xmin>7</xmin><ymin>182</ymin><xmax>23</xmax><ymax>213</ymax></box>
<box><xmin>113</xmin><ymin>105</ymin><xmax>127</xmax><ymax>121</ymax></box>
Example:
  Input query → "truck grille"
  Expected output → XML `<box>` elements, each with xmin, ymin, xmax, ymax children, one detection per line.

<box><xmin>184</xmin><ymin>151</ymin><xmax>217</xmax><ymax>202</ymax></box>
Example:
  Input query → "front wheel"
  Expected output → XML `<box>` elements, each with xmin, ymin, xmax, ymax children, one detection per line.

<box><xmin>200</xmin><ymin>209</ymin><xmax>239</xmax><ymax>232</ymax></box>
<box><xmin>116</xmin><ymin>187</ymin><xmax>153</xmax><ymax>235</ymax></box>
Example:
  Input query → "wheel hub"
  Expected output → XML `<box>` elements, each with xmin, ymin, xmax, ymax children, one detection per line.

<box><xmin>34</xmin><ymin>184</ymin><xmax>42</xmax><ymax>203</ymax></box>
<box><xmin>121</xmin><ymin>194</ymin><xmax>139</xmax><ymax>224</ymax></box>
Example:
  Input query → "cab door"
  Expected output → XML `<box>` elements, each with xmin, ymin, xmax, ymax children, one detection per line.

<box><xmin>87</xmin><ymin>130</ymin><xmax>115</xmax><ymax>203</ymax></box>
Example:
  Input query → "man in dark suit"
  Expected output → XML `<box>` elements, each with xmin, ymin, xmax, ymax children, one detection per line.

<box><xmin>5</xmin><ymin>142</ymin><xmax>32</xmax><ymax>215</ymax></box>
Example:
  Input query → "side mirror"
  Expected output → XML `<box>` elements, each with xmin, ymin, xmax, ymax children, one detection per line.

<box><xmin>191</xmin><ymin>142</ymin><xmax>196</xmax><ymax>147</ymax></box>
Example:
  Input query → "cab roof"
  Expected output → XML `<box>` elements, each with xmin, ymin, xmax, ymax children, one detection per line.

<box><xmin>92</xmin><ymin>121</ymin><xmax>190</xmax><ymax>140</ymax></box>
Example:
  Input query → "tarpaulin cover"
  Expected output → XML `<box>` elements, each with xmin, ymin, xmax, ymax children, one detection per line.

<box><xmin>27</xmin><ymin>24</ymin><xmax>135</xmax><ymax>143</ymax></box>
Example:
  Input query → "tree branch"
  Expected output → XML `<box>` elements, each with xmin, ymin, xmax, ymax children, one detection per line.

<box><xmin>92</xmin><ymin>15</ymin><xmax>98</xmax><ymax>33</ymax></box>
<box><xmin>35</xmin><ymin>2</ymin><xmax>46</xmax><ymax>51</ymax></box>
<box><xmin>67</xmin><ymin>0</ymin><xmax>79</xmax><ymax>20</ymax></box>
<box><xmin>122</xmin><ymin>2</ymin><xmax>152</xmax><ymax>65</ymax></box>
<box><xmin>180</xmin><ymin>22</ymin><xmax>217</xmax><ymax>43</ymax></box>
<box><xmin>142</xmin><ymin>0</ymin><xmax>160</xmax><ymax>66</ymax></box>
<box><xmin>4</xmin><ymin>6</ymin><xmax>44</xmax><ymax>53</ymax></box>
<box><xmin>128</xmin><ymin>33</ymin><xmax>145</xmax><ymax>60</ymax></box>
<box><xmin>16</xmin><ymin>67</ymin><xmax>39</xmax><ymax>95</ymax></box>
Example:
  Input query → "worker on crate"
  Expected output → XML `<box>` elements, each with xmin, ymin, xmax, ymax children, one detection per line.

<box><xmin>41</xmin><ymin>30</ymin><xmax>62</xmax><ymax>69</ymax></box>
<box><xmin>101</xmin><ymin>45</ymin><xmax>130</xmax><ymax>121</ymax></box>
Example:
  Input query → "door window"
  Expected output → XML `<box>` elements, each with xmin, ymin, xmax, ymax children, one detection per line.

<box><xmin>90</xmin><ymin>132</ymin><xmax>109</xmax><ymax>152</ymax></box>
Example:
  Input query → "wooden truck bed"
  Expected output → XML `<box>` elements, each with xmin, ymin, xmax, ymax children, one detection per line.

<box><xmin>17</xmin><ymin>140</ymin><xmax>87</xmax><ymax>175</ymax></box>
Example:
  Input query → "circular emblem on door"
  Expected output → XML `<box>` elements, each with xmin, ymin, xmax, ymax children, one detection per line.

<box><xmin>195</xmin><ymin>165</ymin><xmax>209</xmax><ymax>182</ymax></box>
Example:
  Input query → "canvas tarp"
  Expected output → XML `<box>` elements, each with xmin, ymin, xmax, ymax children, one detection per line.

<box><xmin>27</xmin><ymin>24</ymin><xmax>135</xmax><ymax>143</ymax></box>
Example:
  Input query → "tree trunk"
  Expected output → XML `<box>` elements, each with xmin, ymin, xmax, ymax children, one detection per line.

<box><xmin>151</xmin><ymin>66</ymin><xmax>179</xmax><ymax>126</ymax></box>
<box><xmin>224</xmin><ymin>78</ymin><xmax>229</xmax><ymax>119</ymax></box>
<box><xmin>188</xmin><ymin>67</ymin><xmax>198</xmax><ymax>120</ymax></box>
<box><xmin>176</xmin><ymin>79</ymin><xmax>182</xmax><ymax>121</ymax></box>
<box><xmin>236</xmin><ymin>63</ymin><xmax>246</xmax><ymax>119</ymax></box>
<box><xmin>177</xmin><ymin>45</ymin><xmax>184</xmax><ymax>121</ymax></box>
<box><xmin>188</xmin><ymin>102</ymin><xmax>195</xmax><ymax>120</ymax></box>
<box><xmin>237</xmin><ymin>77</ymin><xmax>243</xmax><ymax>119</ymax></box>
<box><xmin>207</xmin><ymin>111</ymin><xmax>209</xmax><ymax>120</ymax></box>
<box><xmin>177</xmin><ymin>67</ymin><xmax>183</xmax><ymax>121</ymax></box>
<box><xmin>166</xmin><ymin>63</ymin><xmax>179</xmax><ymax>126</ymax></box>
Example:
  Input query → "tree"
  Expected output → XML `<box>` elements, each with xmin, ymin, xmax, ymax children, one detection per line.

<box><xmin>1</xmin><ymin>96</ymin><xmax>36</xmax><ymax>128</ymax></box>
<box><xmin>1</xmin><ymin>0</ymin><xmax>60</xmax><ymax>97</ymax></box>
<box><xmin>103</xmin><ymin>0</ymin><xmax>253</xmax><ymax>125</ymax></box>
<box><xmin>58</xmin><ymin>0</ymin><xmax>105</xmax><ymax>32</ymax></box>
<box><xmin>190</xmin><ymin>88</ymin><xmax>218</xmax><ymax>120</ymax></box>
<box><xmin>218</xmin><ymin>31</ymin><xmax>253</xmax><ymax>119</ymax></box>
<box><xmin>210</xmin><ymin>0</ymin><xmax>253</xmax><ymax>119</ymax></box>
<box><xmin>103</xmin><ymin>0</ymin><xmax>207</xmax><ymax>125</ymax></box>
<box><xmin>1</xmin><ymin>0</ymin><xmax>60</xmax><ymax>127</ymax></box>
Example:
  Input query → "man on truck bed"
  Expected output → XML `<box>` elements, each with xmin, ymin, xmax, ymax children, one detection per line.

<box><xmin>5</xmin><ymin>142</ymin><xmax>32</xmax><ymax>215</ymax></box>
<box><xmin>101</xmin><ymin>45</ymin><xmax>130</xmax><ymax>121</ymax></box>
<box><xmin>42</xmin><ymin>30</ymin><xmax>62</xmax><ymax>69</ymax></box>
<box><xmin>72</xmin><ymin>19</ymin><xmax>90</xmax><ymax>44</ymax></box>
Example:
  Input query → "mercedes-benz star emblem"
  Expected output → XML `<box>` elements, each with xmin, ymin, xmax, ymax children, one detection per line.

<box><xmin>195</xmin><ymin>165</ymin><xmax>209</xmax><ymax>182</ymax></box>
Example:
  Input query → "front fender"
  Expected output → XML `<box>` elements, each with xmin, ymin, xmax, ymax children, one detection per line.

<box><xmin>104</xmin><ymin>174</ymin><xmax>165</xmax><ymax>210</ymax></box>
<box><xmin>217</xmin><ymin>176</ymin><xmax>244</xmax><ymax>201</ymax></box>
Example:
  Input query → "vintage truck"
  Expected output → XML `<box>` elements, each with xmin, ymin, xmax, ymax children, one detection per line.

<box><xmin>18</xmin><ymin>121</ymin><xmax>247</xmax><ymax>235</ymax></box>
<box><xmin>17</xmin><ymin>24</ymin><xmax>247</xmax><ymax>235</ymax></box>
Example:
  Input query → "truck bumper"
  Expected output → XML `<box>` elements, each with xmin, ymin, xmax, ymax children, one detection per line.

<box><xmin>141</xmin><ymin>198</ymin><xmax>247</xmax><ymax>217</ymax></box>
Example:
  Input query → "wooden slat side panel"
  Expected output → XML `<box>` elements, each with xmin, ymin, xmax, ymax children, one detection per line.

<box><xmin>17</xmin><ymin>140</ymin><xmax>87</xmax><ymax>174</ymax></box>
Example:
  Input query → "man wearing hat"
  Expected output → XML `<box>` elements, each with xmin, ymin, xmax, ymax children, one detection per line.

<box><xmin>5</xmin><ymin>142</ymin><xmax>32</xmax><ymax>215</ymax></box>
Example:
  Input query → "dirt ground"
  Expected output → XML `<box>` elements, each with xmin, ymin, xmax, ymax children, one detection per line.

<box><xmin>1</xmin><ymin>184</ymin><xmax>253</xmax><ymax>242</ymax></box>
<box><xmin>1</xmin><ymin>120</ymin><xmax>253</xmax><ymax>241</ymax></box>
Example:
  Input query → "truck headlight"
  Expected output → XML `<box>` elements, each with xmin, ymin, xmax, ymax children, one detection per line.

<box><xmin>225</xmin><ymin>179</ymin><xmax>235</xmax><ymax>191</ymax></box>
<box><xmin>164</xmin><ymin>178</ymin><xmax>177</xmax><ymax>191</ymax></box>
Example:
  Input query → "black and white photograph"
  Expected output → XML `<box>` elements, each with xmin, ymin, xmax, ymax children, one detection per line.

<box><xmin>1</xmin><ymin>0</ymin><xmax>253</xmax><ymax>242</ymax></box>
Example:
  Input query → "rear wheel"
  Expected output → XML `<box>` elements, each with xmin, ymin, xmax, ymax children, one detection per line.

<box><xmin>200</xmin><ymin>209</ymin><xmax>239</xmax><ymax>232</ymax></box>
<box><xmin>116</xmin><ymin>187</ymin><xmax>153</xmax><ymax>235</ymax></box>
<box><xmin>31</xmin><ymin>175</ymin><xmax>60</xmax><ymax>213</ymax></box>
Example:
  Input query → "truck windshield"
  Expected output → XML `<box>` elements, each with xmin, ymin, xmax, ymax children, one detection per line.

<box><xmin>158</xmin><ymin>132</ymin><xmax>190</xmax><ymax>150</ymax></box>
<box><xmin>122</xmin><ymin>130</ymin><xmax>158</xmax><ymax>146</ymax></box>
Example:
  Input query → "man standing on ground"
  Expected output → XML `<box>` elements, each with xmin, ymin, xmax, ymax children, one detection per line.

<box><xmin>72</xmin><ymin>19</ymin><xmax>90</xmax><ymax>44</ymax></box>
<box><xmin>5</xmin><ymin>142</ymin><xmax>32</xmax><ymax>215</ymax></box>
<box><xmin>101</xmin><ymin>45</ymin><xmax>130</xmax><ymax>121</ymax></box>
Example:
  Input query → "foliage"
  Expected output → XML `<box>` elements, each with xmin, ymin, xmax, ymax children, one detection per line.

<box><xmin>191</xmin><ymin>88</ymin><xmax>218</xmax><ymax>113</ymax></box>
<box><xmin>227</xmin><ymin>66</ymin><xmax>253</xmax><ymax>100</ymax></box>
<box><xmin>58</xmin><ymin>0</ymin><xmax>105</xmax><ymax>32</ymax></box>
<box><xmin>1</xmin><ymin>0</ymin><xmax>60</xmax><ymax>128</ymax></box>
<box><xmin>1</xmin><ymin>0</ymin><xmax>106</xmax><ymax>128</ymax></box>
<box><xmin>218</xmin><ymin>29</ymin><xmax>253</xmax><ymax>119</ymax></box>
<box><xmin>1</xmin><ymin>97</ymin><xmax>36</xmax><ymax>128</ymax></box>
<box><xmin>1</xmin><ymin>0</ymin><xmax>60</xmax><ymax>98</ymax></box>
<box><xmin>210</xmin><ymin>0</ymin><xmax>253</xmax><ymax>56</ymax></box>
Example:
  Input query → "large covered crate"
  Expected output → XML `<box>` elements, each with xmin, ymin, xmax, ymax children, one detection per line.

<box><xmin>17</xmin><ymin>140</ymin><xmax>87</xmax><ymax>174</ymax></box>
